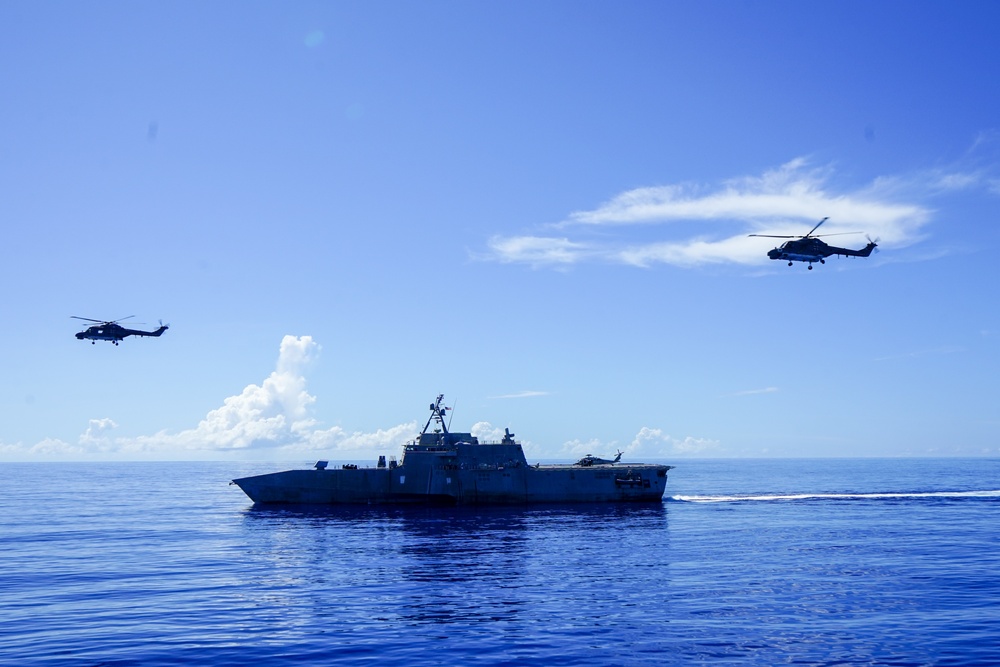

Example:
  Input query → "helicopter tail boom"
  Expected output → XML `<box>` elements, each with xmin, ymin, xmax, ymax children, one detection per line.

<box><xmin>131</xmin><ymin>324</ymin><xmax>169</xmax><ymax>337</ymax></box>
<box><xmin>835</xmin><ymin>241</ymin><xmax>878</xmax><ymax>258</ymax></box>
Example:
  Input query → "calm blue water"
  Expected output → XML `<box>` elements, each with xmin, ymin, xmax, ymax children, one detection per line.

<box><xmin>1</xmin><ymin>458</ymin><xmax>998</xmax><ymax>666</ymax></box>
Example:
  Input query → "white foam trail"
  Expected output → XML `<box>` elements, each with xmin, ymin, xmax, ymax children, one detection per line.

<box><xmin>670</xmin><ymin>490</ymin><xmax>1000</xmax><ymax>503</ymax></box>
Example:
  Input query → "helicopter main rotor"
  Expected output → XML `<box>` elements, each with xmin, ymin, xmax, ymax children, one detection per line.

<box><xmin>71</xmin><ymin>315</ymin><xmax>135</xmax><ymax>325</ymax></box>
<box><xmin>748</xmin><ymin>217</ymin><xmax>864</xmax><ymax>240</ymax></box>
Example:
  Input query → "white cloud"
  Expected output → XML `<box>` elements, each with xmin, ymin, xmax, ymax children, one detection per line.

<box><xmin>561</xmin><ymin>438</ymin><xmax>608</xmax><ymax>456</ymax></box>
<box><xmin>3</xmin><ymin>336</ymin><xmax>421</xmax><ymax>461</ymax></box>
<box><xmin>931</xmin><ymin>171</ymin><xmax>981</xmax><ymax>191</ymax></box>
<box><xmin>726</xmin><ymin>387</ymin><xmax>779</xmax><ymax>397</ymax></box>
<box><xmin>1</xmin><ymin>367</ymin><xmax>717</xmax><ymax>459</ymax></box>
<box><xmin>569</xmin><ymin>158</ymin><xmax>833</xmax><ymax>225</ymax></box>
<box><xmin>628</xmin><ymin>427</ymin><xmax>720</xmax><ymax>456</ymax></box>
<box><xmin>558</xmin><ymin>427</ymin><xmax>718</xmax><ymax>458</ymax></box>
<box><xmin>616</xmin><ymin>234</ymin><xmax>765</xmax><ymax>268</ymax></box>
<box><xmin>485</xmin><ymin>158</ymin><xmax>941</xmax><ymax>268</ymax></box>
<box><xmin>304</xmin><ymin>422</ymin><xmax>419</xmax><ymax>453</ymax></box>
<box><xmin>81</xmin><ymin>418</ymin><xmax>119</xmax><ymax>445</ymax></box>
<box><xmin>0</xmin><ymin>437</ymin><xmax>85</xmax><ymax>458</ymax></box>
<box><xmin>490</xmin><ymin>390</ymin><xmax>551</xmax><ymax>399</ymax></box>
<box><xmin>471</xmin><ymin>421</ymin><xmax>508</xmax><ymax>443</ymax></box>
<box><xmin>486</xmin><ymin>235</ymin><xmax>590</xmax><ymax>267</ymax></box>
<box><xmin>166</xmin><ymin>335</ymin><xmax>321</xmax><ymax>450</ymax></box>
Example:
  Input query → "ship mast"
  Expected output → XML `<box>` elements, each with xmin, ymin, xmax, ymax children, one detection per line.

<box><xmin>421</xmin><ymin>394</ymin><xmax>450</xmax><ymax>435</ymax></box>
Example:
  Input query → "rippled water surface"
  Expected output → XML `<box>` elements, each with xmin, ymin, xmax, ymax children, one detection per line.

<box><xmin>2</xmin><ymin>459</ymin><xmax>998</xmax><ymax>666</ymax></box>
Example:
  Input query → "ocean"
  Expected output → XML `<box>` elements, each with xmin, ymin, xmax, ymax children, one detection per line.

<box><xmin>1</xmin><ymin>458</ymin><xmax>997</xmax><ymax>666</ymax></box>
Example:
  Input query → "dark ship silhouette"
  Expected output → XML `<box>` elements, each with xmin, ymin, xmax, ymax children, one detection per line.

<box><xmin>232</xmin><ymin>395</ymin><xmax>674</xmax><ymax>505</ymax></box>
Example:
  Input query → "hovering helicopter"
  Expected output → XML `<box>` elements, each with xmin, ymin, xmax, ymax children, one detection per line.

<box><xmin>749</xmin><ymin>217</ymin><xmax>878</xmax><ymax>269</ymax></box>
<box><xmin>72</xmin><ymin>316</ymin><xmax>169</xmax><ymax>345</ymax></box>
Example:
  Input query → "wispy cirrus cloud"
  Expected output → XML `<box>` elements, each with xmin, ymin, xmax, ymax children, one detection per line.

<box><xmin>725</xmin><ymin>387</ymin><xmax>779</xmax><ymax>397</ymax></box>
<box><xmin>486</xmin><ymin>235</ymin><xmax>593</xmax><ymax>268</ymax></box>
<box><xmin>490</xmin><ymin>390</ymin><xmax>551</xmax><ymax>399</ymax></box>
<box><xmin>872</xmin><ymin>345</ymin><xmax>965</xmax><ymax>362</ymax></box>
<box><xmin>484</xmin><ymin>157</ymin><xmax>956</xmax><ymax>268</ymax></box>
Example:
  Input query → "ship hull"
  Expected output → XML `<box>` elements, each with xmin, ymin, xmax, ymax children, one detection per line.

<box><xmin>233</xmin><ymin>463</ymin><xmax>670</xmax><ymax>505</ymax></box>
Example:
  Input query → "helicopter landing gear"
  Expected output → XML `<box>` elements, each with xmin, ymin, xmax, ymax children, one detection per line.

<box><xmin>820</xmin><ymin>259</ymin><xmax>825</xmax><ymax>264</ymax></box>
<box><xmin>808</xmin><ymin>264</ymin><xmax>813</xmax><ymax>270</ymax></box>
<box><xmin>788</xmin><ymin>262</ymin><xmax>793</xmax><ymax>266</ymax></box>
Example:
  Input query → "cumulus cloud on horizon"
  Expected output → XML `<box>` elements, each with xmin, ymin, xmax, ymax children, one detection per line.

<box><xmin>1</xmin><ymin>337</ymin><xmax>717</xmax><ymax>461</ymax></box>
<box><xmin>560</xmin><ymin>427</ymin><xmax>719</xmax><ymax>458</ymax></box>
<box><xmin>483</xmin><ymin>156</ymin><xmax>978</xmax><ymax>268</ymax></box>
<box><xmin>0</xmin><ymin>336</ymin><xmax>420</xmax><ymax>461</ymax></box>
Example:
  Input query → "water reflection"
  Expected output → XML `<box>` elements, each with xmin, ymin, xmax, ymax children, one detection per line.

<box><xmin>240</xmin><ymin>502</ymin><xmax>667</xmax><ymax>541</ymax></box>
<box><xmin>238</xmin><ymin>503</ymin><xmax>670</xmax><ymax>629</ymax></box>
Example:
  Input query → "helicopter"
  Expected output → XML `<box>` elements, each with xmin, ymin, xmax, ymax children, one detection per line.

<box><xmin>72</xmin><ymin>316</ymin><xmax>169</xmax><ymax>345</ymax></box>
<box><xmin>575</xmin><ymin>450</ymin><xmax>624</xmax><ymax>467</ymax></box>
<box><xmin>749</xmin><ymin>217</ymin><xmax>878</xmax><ymax>269</ymax></box>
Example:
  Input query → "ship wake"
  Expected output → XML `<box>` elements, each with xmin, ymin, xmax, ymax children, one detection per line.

<box><xmin>669</xmin><ymin>490</ymin><xmax>1000</xmax><ymax>503</ymax></box>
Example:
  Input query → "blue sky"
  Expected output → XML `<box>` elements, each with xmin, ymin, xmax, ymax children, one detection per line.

<box><xmin>2</xmin><ymin>1</ymin><xmax>998</xmax><ymax>462</ymax></box>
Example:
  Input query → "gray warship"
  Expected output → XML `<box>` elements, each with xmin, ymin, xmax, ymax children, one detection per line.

<box><xmin>232</xmin><ymin>395</ymin><xmax>674</xmax><ymax>505</ymax></box>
